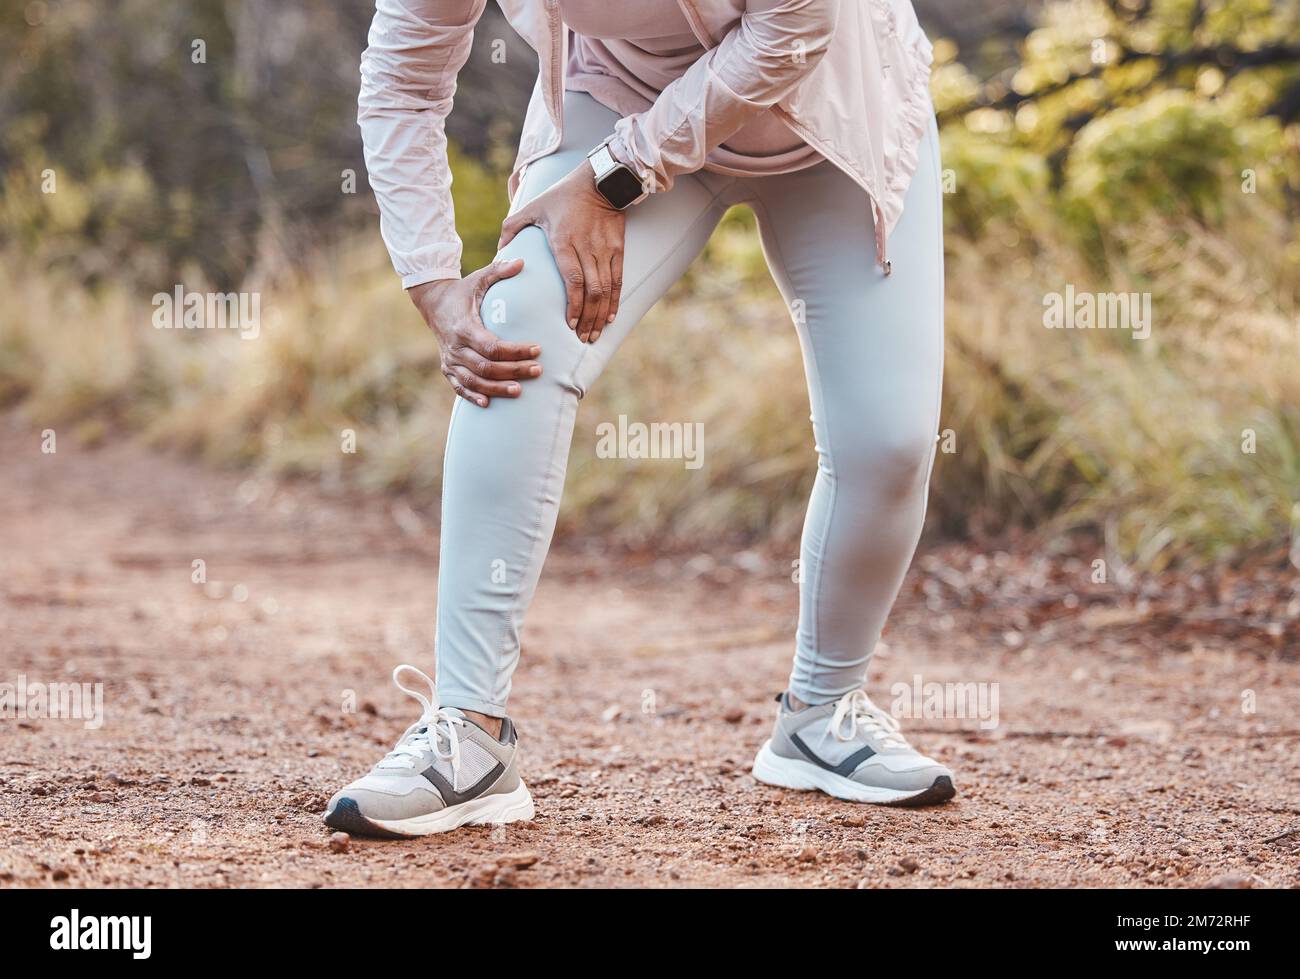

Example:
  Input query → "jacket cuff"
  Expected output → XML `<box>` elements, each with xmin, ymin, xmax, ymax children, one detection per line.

<box><xmin>604</xmin><ymin>133</ymin><xmax>638</xmax><ymax>172</ymax></box>
<box><xmin>402</xmin><ymin>268</ymin><xmax>462</xmax><ymax>290</ymax></box>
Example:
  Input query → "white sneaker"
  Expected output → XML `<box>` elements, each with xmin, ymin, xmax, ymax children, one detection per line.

<box><xmin>752</xmin><ymin>689</ymin><xmax>956</xmax><ymax>806</ymax></box>
<box><xmin>323</xmin><ymin>665</ymin><xmax>534</xmax><ymax>837</ymax></box>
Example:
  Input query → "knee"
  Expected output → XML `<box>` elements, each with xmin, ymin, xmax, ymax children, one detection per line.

<box><xmin>478</xmin><ymin>227</ymin><xmax>586</xmax><ymax>383</ymax></box>
<box><xmin>478</xmin><ymin>227</ymin><xmax>570</xmax><ymax>346</ymax></box>
<box><xmin>830</xmin><ymin>426</ymin><xmax>936</xmax><ymax>503</ymax></box>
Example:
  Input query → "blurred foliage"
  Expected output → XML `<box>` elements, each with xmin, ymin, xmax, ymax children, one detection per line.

<box><xmin>0</xmin><ymin>0</ymin><xmax>530</xmax><ymax>286</ymax></box>
<box><xmin>937</xmin><ymin>127</ymin><xmax>1054</xmax><ymax>240</ymax></box>
<box><xmin>1066</xmin><ymin>92</ymin><xmax>1245</xmax><ymax>221</ymax></box>
<box><xmin>936</xmin><ymin>0</ymin><xmax>1299</xmax><ymax>250</ymax></box>
<box><xmin>2</xmin><ymin>0</ymin><xmax>1299</xmax><ymax>567</ymax></box>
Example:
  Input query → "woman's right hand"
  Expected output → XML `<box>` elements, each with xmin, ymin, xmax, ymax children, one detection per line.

<box><xmin>408</xmin><ymin>258</ymin><xmax>543</xmax><ymax>408</ymax></box>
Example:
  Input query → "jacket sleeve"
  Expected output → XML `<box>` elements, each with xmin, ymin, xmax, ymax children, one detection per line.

<box><xmin>607</xmin><ymin>0</ymin><xmax>839</xmax><ymax>194</ymax></box>
<box><xmin>358</xmin><ymin>0</ymin><xmax>487</xmax><ymax>289</ymax></box>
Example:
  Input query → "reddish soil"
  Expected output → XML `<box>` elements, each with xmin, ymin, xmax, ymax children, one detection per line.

<box><xmin>1</xmin><ymin>416</ymin><xmax>1297</xmax><ymax>888</ymax></box>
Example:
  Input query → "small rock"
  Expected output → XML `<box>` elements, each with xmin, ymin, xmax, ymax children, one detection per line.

<box><xmin>796</xmin><ymin>846</ymin><xmax>818</xmax><ymax>864</ymax></box>
<box><xmin>722</xmin><ymin>707</ymin><xmax>745</xmax><ymax>725</ymax></box>
<box><xmin>1208</xmin><ymin>874</ymin><xmax>1252</xmax><ymax>889</ymax></box>
<box><xmin>898</xmin><ymin>856</ymin><xmax>920</xmax><ymax>874</ymax></box>
<box><xmin>492</xmin><ymin>866</ymin><xmax>519</xmax><ymax>888</ymax></box>
<box><xmin>190</xmin><ymin>776</ymin><xmax>211</xmax><ymax>787</ymax></box>
<box><xmin>328</xmin><ymin>832</ymin><xmax>351</xmax><ymax>853</ymax></box>
<box><xmin>498</xmin><ymin>852</ymin><xmax>539</xmax><ymax>869</ymax></box>
<box><xmin>600</xmin><ymin>704</ymin><xmax>622</xmax><ymax>723</ymax></box>
<box><xmin>51</xmin><ymin>868</ymin><xmax>70</xmax><ymax>881</ymax></box>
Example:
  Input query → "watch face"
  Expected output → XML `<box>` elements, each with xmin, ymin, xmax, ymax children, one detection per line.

<box><xmin>598</xmin><ymin>166</ymin><xmax>645</xmax><ymax>209</ymax></box>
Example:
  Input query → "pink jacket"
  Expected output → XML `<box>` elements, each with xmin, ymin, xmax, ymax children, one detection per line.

<box><xmin>359</xmin><ymin>0</ymin><xmax>934</xmax><ymax>288</ymax></box>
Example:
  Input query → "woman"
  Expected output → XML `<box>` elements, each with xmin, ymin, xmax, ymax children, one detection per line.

<box><xmin>325</xmin><ymin>0</ymin><xmax>954</xmax><ymax>839</ymax></box>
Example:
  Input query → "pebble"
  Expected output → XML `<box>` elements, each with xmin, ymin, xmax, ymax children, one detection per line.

<box><xmin>328</xmin><ymin>832</ymin><xmax>350</xmax><ymax>853</ymax></box>
<box><xmin>498</xmin><ymin>852</ymin><xmax>540</xmax><ymax>869</ymax></box>
<box><xmin>1208</xmin><ymin>873</ymin><xmax>1252</xmax><ymax>889</ymax></box>
<box><xmin>722</xmin><ymin>707</ymin><xmax>745</xmax><ymax>724</ymax></box>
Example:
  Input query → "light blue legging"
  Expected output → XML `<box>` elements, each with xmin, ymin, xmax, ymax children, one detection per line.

<box><xmin>435</xmin><ymin>92</ymin><xmax>944</xmax><ymax>716</ymax></box>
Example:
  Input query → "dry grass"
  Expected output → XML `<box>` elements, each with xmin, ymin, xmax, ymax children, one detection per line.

<box><xmin>3</xmin><ymin>194</ymin><xmax>1296</xmax><ymax>567</ymax></box>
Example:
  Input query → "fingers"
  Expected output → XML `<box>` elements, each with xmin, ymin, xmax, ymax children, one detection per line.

<box><xmin>463</xmin><ymin>322</ymin><xmax>542</xmax><ymax>365</ymax></box>
<box><xmin>441</xmin><ymin>363</ymin><xmax>489</xmax><ymax>407</ymax></box>
<box><xmin>443</xmin><ymin>326</ymin><xmax>541</xmax><ymax>407</ymax></box>
<box><xmin>601</xmin><ymin>247</ymin><xmax>624</xmax><ymax>342</ymax></box>
<box><xmin>438</xmin><ymin>258</ymin><xmax>542</xmax><ymax>407</ymax></box>
<box><xmin>467</xmin><ymin>259</ymin><xmax>540</xmax><ymax>362</ymax></box>
<box><xmin>576</xmin><ymin>249</ymin><xmax>611</xmax><ymax>342</ymax></box>
<box><xmin>497</xmin><ymin>210</ymin><xmax>533</xmax><ymax>251</ymax></box>
<box><xmin>445</xmin><ymin>364</ymin><xmax>525</xmax><ymax>404</ymax></box>
<box><xmin>494</xmin><ymin>219</ymin><xmax>620</xmax><ymax>346</ymax></box>
<box><xmin>460</xmin><ymin>333</ymin><xmax>543</xmax><ymax>381</ymax></box>
<box><xmin>473</xmin><ymin>256</ymin><xmax>524</xmax><ymax>291</ymax></box>
<box><xmin>557</xmin><ymin>243</ymin><xmax>587</xmax><ymax>337</ymax></box>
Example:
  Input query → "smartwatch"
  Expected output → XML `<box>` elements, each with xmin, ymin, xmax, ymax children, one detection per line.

<box><xmin>587</xmin><ymin>141</ymin><xmax>649</xmax><ymax>210</ymax></box>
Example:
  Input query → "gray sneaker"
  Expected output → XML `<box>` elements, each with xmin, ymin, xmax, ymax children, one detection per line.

<box><xmin>323</xmin><ymin>665</ymin><xmax>534</xmax><ymax>837</ymax></box>
<box><xmin>752</xmin><ymin>689</ymin><xmax>956</xmax><ymax>806</ymax></box>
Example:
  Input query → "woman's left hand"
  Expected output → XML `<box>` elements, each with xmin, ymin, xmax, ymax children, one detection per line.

<box><xmin>497</xmin><ymin>163</ymin><xmax>627</xmax><ymax>344</ymax></box>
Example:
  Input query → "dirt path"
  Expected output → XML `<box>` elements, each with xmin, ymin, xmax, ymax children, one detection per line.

<box><xmin>1</xmin><ymin>416</ymin><xmax>1297</xmax><ymax>888</ymax></box>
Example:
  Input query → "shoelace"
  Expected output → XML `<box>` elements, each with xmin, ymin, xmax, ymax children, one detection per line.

<box><xmin>376</xmin><ymin>664</ymin><xmax>463</xmax><ymax>774</ymax></box>
<box><xmin>829</xmin><ymin>689</ymin><xmax>910</xmax><ymax>750</ymax></box>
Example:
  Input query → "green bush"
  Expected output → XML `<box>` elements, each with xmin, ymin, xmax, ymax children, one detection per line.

<box><xmin>1063</xmin><ymin>91</ymin><xmax>1254</xmax><ymax>231</ymax></box>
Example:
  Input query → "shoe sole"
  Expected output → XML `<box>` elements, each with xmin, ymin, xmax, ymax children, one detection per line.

<box><xmin>323</xmin><ymin>782</ymin><xmax>535</xmax><ymax>838</ymax></box>
<box><xmin>751</xmin><ymin>740</ymin><xmax>956</xmax><ymax>807</ymax></box>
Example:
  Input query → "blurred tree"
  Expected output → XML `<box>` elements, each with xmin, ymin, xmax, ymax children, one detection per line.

<box><xmin>935</xmin><ymin>0</ymin><xmax>1298</xmax><ymax>248</ymax></box>
<box><xmin>2</xmin><ymin>0</ymin><xmax>1294</xmax><ymax>286</ymax></box>
<box><xmin>0</xmin><ymin>0</ymin><xmax>531</xmax><ymax>287</ymax></box>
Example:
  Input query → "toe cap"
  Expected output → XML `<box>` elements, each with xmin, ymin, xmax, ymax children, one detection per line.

<box><xmin>850</xmin><ymin>757</ymin><xmax>954</xmax><ymax>793</ymax></box>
